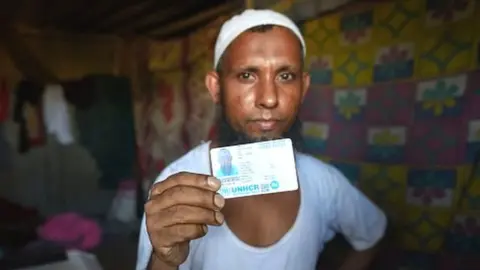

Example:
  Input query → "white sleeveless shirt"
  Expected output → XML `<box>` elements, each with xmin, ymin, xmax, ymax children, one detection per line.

<box><xmin>136</xmin><ymin>142</ymin><xmax>386</xmax><ymax>270</ymax></box>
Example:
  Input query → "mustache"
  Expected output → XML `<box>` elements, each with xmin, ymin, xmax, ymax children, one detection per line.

<box><xmin>215</xmin><ymin>86</ymin><xmax>305</xmax><ymax>151</ymax></box>
<box><xmin>243</xmin><ymin>112</ymin><xmax>284</xmax><ymax>122</ymax></box>
<box><xmin>246</xmin><ymin>110</ymin><xmax>283</xmax><ymax>122</ymax></box>
<box><xmin>215</xmin><ymin>106</ymin><xmax>305</xmax><ymax>151</ymax></box>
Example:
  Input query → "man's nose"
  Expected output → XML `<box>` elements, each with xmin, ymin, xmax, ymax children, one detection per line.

<box><xmin>256</xmin><ymin>76</ymin><xmax>279</xmax><ymax>109</ymax></box>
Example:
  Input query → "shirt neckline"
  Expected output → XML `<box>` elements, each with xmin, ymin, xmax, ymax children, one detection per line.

<box><xmin>203</xmin><ymin>140</ymin><xmax>305</xmax><ymax>253</ymax></box>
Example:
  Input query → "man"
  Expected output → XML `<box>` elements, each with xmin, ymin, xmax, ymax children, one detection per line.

<box><xmin>137</xmin><ymin>9</ymin><xmax>387</xmax><ymax>270</ymax></box>
<box><xmin>216</xmin><ymin>148</ymin><xmax>239</xmax><ymax>177</ymax></box>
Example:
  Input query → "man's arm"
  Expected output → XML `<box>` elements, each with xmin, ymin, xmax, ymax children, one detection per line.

<box><xmin>148</xmin><ymin>253</ymin><xmax>177</xmax><ymax>270</ymax></box>
<box><xmin>137</xmin><ymin>168</ymin><xmax>181</xmax><ymax>270</ymax></box>
<box><xmin>325</xmin><ymin>167</ymin><xmax>388</xmax><ymax>270</ymax></box>
<box><xmin>136</xmin><ymin>166</ymin><xmax>196</xmax><ymax>270</ymax></box>
<box><xmin>338</xmin><ymin>224</ymin><xmax>391</xmax><ymax>270</ymax></box>
<box><xmin>337</xmin><ymin>245</ymin><xmax>378</xmax><ymax>270</ymax></box>
<box><xmin>316</xmin><ymin>234</ymin><xmax>384</xmax><ymax>270</ymax></box>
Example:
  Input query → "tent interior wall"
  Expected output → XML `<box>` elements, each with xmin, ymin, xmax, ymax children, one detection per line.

<box><xmin>0</xmin><ymin>32</ymin><xmax>120</xmax><ymax>215</ymax></box>
<box><xmin>0</xmin><ymin>0</ymin><xmax>243</xmax><ymax>215</ymax></box>
<box><xmin>0</xmin><ymin>0</ymin><xmax>246</xmax><ymax>268</ymax></box>
<box><xmin>0</xmin><ymin>0</ymin><xmax>372</xmax><ymax>217</ymax></box>
<box><xmin>0</xmin><ymin>1</ymin><xmax>239</xmax><ymax>268</ymax></box>
<box><xmin>0</xmin><ymin>0</ymin><xmax>357</xmax><ymax>217</ymax></box>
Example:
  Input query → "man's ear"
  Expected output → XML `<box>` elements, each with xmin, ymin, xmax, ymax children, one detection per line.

<box><xmin>205</xmin><ymin>71</ymin><xmax>221</xmax><ymax>104</ymax></box>
<box><xmin>301</xmin><ymin>72</ymin><xmax>311</xmax><ymax>101</ymax></box>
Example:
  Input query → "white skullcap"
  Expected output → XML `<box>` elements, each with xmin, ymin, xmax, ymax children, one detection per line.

<box><xmin>213</xmin><ymin>9</ymin><xmax>306</xmax><ymax>69</ymax></box>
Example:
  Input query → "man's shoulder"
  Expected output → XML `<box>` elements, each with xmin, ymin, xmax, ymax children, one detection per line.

<box><xmin>296</xmin><ymin>152</ymin><xmax>348</xmax><ymax>187</ymax></box>
<box><xmin>154</xmin><ymin>142</ymin><xmax>211</xmax><ymax>184</ymax></box>
<box><xmin>296</xmin><ymin>152</ymin><xmax>335</xmax><ymax>175</ymax></box>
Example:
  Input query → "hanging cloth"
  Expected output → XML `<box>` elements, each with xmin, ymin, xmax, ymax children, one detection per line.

<box><xmin>0</xmin><ymin>79</ymin><xmax>9</xmax><ymax>122</ymax></box>
<box><xmin>13</xmin><ymin>80</ymin><xmax>44</xmax><ymax>153</ymax></box>
<box><xmin>42</xmin><ymin>84</ymin><xmax>74</xmax><ymax>145</ymax></box>
<box><xmin>75</xmin><ymin>75</ymin><xmax>136</xmax><ymax>189</ymax></box>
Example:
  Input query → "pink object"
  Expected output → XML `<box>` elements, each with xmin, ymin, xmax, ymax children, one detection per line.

<box><xmin>37</xmin><ymin>212</ymin><xmax>102</xmax><ymax>250</ymax></box>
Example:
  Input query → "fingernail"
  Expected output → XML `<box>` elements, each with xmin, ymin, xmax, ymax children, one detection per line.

<box><xmin>202</xmin><ymin>225</ymin><xmax>208</xmax><ymax>234</ymax></box>
<box><xmin>214</xmin><ymin>194</ymin><xmax>225</xmax><ymax>208</ymax></box>
<box><xmin>207</xmin><ymin>177</ymin><xmax>221</xmax><ymax>189</ymax></box>
<box><xmin>215</xmin><ymin>211</ymin><xmax>224</xmax><ymax>224</ymax></box>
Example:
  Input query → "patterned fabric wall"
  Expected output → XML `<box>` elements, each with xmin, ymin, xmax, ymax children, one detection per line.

<box><xmin>299</xmin><ymin>0</ymin><xmax>480</xmax><ymax>255</ymax></box>
<box><xmin>135</xmin><ymin>17</ymin><xmax>227</xmax><ymax>185</ymax></box>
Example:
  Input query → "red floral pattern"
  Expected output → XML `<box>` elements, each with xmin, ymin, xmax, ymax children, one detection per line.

<box><xmin>380</xmin><ymin>46</ymin><xmax>409</xmax><ymax>64</ymax></box>
<box><xmin>412</xmin><ymin>187</ymin><xmax>446</xmax><ymax>205</ymax></box>
<box><xmin>430</xmin><ymin>0</ymin><xmax>469</xmax><ymax>22</ymax></box>
<box><xmin>453</xmin><ymin>217</ymin><xmax>480</xmax><ymax>236</ymax></box>
<box><xmin>343</xmin><ymin>29</ymin><xmax>367</xmax><ymax>44</ymax></box>
<box><xmin>310</xmin><ymin>57</ymin><xmax>330</xmax><ymax>70</ymax></box>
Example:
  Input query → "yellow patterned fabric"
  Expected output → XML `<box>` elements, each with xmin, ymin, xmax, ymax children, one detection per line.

<box><xmin>399</xmin><ymin>207</ymin><xmax>453</xmax><ymax>252</ymax></box>
<box><xmin>149</xmin><ymin>39</ymin><xmax>183</xmax><ymax>71</ymax></box>
<box><xmin>360</xmin><ymin>164</ymin><xmax>407</xmax><ymax>214</ymax></box>
<box><xmin>304</xmin><ymin>0</ymin><xmax>479</xmax><ymax>87</ymax></box>
<box><xmin>300</xmin><ymin>0</ymin><xmax>480</xmax><ymax>254</ymax></box>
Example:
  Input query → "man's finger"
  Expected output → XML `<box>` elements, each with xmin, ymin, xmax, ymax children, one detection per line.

<box><xmin>151</xmin><ymin>205</ymin><xmax>224</xmax><ymax>228</ymax></box>
<box><xmin>155</xmin><ymin>224</ymin><xmax>207</xmax><ymax>247</ymax></box>
<box><xmin>145</xmin><ymin>187</ymin><xmax>224</xmax><ymax>214</ymax></box>
<box><xmin>150</xmin><ymin>172</ymin><xmax>221</xmax><ymax>196</ymax></box>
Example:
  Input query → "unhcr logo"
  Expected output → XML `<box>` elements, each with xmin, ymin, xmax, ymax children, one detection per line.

<box><xmin>231</xmin><ymin>184</ymin><xmax>259</xmax><ymax>194</ymax></box>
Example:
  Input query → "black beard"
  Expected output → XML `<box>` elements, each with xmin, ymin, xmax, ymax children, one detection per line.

<box><xmin>216</xmin><ymin>107</ymin><xmax>305</xmax><ymax>151</ymax></box>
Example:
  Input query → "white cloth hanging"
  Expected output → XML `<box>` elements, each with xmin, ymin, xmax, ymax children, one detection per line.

<box><xmin>42</xmin><ymin>84</ymin><xmax>74</xmax><ymax>145</ymax></box>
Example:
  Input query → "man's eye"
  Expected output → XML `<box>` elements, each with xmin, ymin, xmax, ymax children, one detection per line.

<box><xmin>239</xmin><ymin>72</ymin><xmax>252</xmax><ymax>80</ymax></box>
<box><xmin>279</xmin><ymin>73</ymin><xmax>294</xmax><ymax>81</ymax></box>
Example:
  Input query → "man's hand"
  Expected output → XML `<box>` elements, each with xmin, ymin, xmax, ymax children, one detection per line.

<box><xmin>145</xmin><ymin>172</ymin><xmax>225</xmax><ymax>267</ymax></box>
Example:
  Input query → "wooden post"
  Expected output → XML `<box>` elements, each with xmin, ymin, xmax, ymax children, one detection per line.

<box><xmin>245</xmin><ymin>0</ymin><xmax>254</xmax><ymax>9</ymax></box>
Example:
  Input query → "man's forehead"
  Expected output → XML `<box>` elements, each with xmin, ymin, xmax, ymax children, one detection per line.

<box><xmin>222</xmin><ymin>26</ymin><xmax>303</xmax><ymax>69</ymax></box>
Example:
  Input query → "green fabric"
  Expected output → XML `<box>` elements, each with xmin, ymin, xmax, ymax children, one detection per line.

<box><xmin>75</xmin><ymin>75</ymin><xmax>136</xmax><ymax>189</ymax></box>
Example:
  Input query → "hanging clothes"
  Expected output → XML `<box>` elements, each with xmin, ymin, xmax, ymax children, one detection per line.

<box><xmin>42</xmin><ymin>84</ymin><xmax>74</xmax><ymax>145</ymax></box>
<box><xmin>13</xmin><ymin>80</ymin><xmax>45</xmax><ymax>153</ymax></box>
<box><xmin>24</xmin><ymin>104</ymin><xmax>45</xmax><ymax>147</ymax></box>
<box><xmin>75</xmin><ymin>75</ymin><xmax>136</xmax><ymax>189</ymax></box>
<box><xmin>0</xmin><ymin>124</ymin><xmax>13</xmax><ymax>171</ymax></box>
<box><xmin>62</xmin><ymin>78</ymin><xmax>95</xmax><ymax>110</ymax></box>
<box><xmin>0</xmin><ymin>79</ymin><xmax>9</xmax><ymax>123</ymax></box>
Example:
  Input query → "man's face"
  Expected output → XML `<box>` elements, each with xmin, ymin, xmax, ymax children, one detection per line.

<box><xmin>206</xmin><ymin>26</ymin><xmax>310</xmax><ymax>142</ymax></box>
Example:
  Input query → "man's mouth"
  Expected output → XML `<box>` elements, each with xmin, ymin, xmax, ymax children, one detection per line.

<box><xmin>252</xmin><ymin>120</ymin><xmax>279</xmax><ymax>131</ymax></box>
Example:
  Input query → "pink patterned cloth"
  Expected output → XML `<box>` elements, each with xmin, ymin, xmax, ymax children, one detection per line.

<box><xmin>37</xmin><ymin>212</ymin><xmax>102</xmax><ymax>250</ymax></box>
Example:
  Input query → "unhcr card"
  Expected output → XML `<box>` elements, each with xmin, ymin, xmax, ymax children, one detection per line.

<box><xmin>210</xmin><ymin>138</ymin><xmax>298</xmax><ymax>199</ymax></box>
